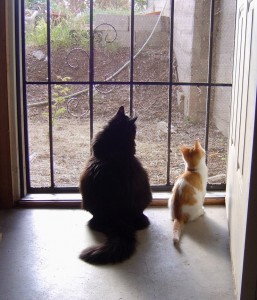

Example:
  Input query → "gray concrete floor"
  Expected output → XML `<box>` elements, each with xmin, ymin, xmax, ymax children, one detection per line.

<box><xmin>0</xmin><ymin>206</ymin><xmax>235</xmax><ymax>300</ymax></box>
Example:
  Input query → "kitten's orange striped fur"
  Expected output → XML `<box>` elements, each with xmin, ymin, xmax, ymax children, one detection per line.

<box><xmin>168</xmin><ymin>140</ymin><xmax>208</xmax><ymax>244</ymax></box>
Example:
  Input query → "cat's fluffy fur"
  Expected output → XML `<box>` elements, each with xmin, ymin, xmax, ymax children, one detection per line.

<box><xmin>79</xmin><ymin>106</ymin><xmax>152</xmax><ymax>264</ymax></box>
<box><xmin>168</xmin><ymin>140</ymin><xmax>208</xmax><ymax>244</ymax></box>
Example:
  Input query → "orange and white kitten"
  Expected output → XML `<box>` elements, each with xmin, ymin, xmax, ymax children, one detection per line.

<box><xmin>168</xmin><ymin>140</ymin><xmax>208</xmax><ymax>244</ymax></box>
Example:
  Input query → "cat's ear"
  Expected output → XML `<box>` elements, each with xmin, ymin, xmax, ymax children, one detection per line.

<box><xmin>130</xmin><ymin>110</ymin><xmax>137</xmax><ymax>123</ymax></box>
<box><xmin>116</xmin><ymin>106</ymin><xmax>125</xmax><ymax>117</ymax></box>
<box><xmin>130</xmin><ymin>116</ymin><xmax>137</xmax><ymax>124</ymax></box>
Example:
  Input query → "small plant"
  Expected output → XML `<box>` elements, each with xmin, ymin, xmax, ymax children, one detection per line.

<box><xmin>51</xmin><ymin>76</ymin><xmax>72</xmax><ymax>125</ymax></box>
<box><xmin>41</xmin><ymin>77</ymin><xmax>71</xmax><ymax>132</ymax></box>
<box><xmin>50</xmin><ymin>20</ymin><xmax>74</xmax><ymax>49</ymax></box>
<box><xmin>26</xmin><ymin>18</ymin><xmax>47</xmax><ymax>47</ymax></box>
<box><xmin>26</xmin><ymin>15</ymin><xmax>90</xmax><ymax>49</ymax></box>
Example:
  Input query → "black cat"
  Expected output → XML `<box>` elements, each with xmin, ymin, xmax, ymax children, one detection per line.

<box><xmin>79</xmin><ymin>106</ymin><xmax>152</xmax><ymax>264</ymax></box>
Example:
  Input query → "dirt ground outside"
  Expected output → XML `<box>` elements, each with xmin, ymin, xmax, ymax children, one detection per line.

<box><xmin>26</xmin><ymin>45</ymin><xmax>228</xmax><ymax>189</ymax></box>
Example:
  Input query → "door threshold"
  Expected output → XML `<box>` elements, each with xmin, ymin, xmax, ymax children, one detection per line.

<box><xmin>18</xmin><ymin>191</ymin><xmax>225</xmax><ymax>208</ymax></box>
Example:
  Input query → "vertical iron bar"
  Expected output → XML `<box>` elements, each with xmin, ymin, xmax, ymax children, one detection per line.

<box><xmin>129</xmin><ymin>0</ymin><xmax>135</xmax><ymax>116</ymax></box>
<box><xmin>205</xmin><ymin>0</ymin><xmax>215</xmax><ymax>163</ymax></box>
<box><xmin>167</xmin><ymin>0</ymin><xmax>175</xmax><ymax>186</ymax></box>
<box><xmin>20</xmin><ymin>0</ymin><xmax>30</xmax><ymax>193</ymax></box>
<box><xmin>89</xmin><ymin>0</ymin><xmax>94</xmax><ymax>141</ymax></box>
<box><xmin>46</xmin><ymin>0</ymin><xmax>55</xmax><ymax>188</ymax></box>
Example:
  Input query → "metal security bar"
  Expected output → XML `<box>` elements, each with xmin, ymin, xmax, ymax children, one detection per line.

<box><xmin>17</xmin><ymin>0</ymin><xmax>233</xmax><ymax>195</ymax></box>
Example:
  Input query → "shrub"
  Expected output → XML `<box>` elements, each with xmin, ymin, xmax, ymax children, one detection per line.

<box><xmin>26</xmin><ymin>17</ymin><xmax>90</xmax><ymax>50</ymax></box>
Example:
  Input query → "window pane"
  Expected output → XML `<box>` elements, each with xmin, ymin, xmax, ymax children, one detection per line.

<box><xmin>94</xmin><ymin>3</ymin><xmax>130</xmax><ymax>82</ymax></box>
<box><xmin>25</xmin><ymin>0</ymin><xmax>47</xmax><ymax>82</ymax></box>
<box><xmin>174</xmin><ymin>1</ymin><xmax>210</xmax><ymax>83</ymax></box>
<box><xmin>208</xmin><ymin>86</ymin><xmax>231</xmax><ymax>185</ymax></box>
<box><xmin>26</xmin><ymin>84</ymin><xmax>50</xmax><ymax>187</ymax></box>
<box><xmin>212</xmin><ymin>1</ymin><xmax>235</xmax><ymax>83</ymax></box>
<box><xmin>134</xmin><ymin>85</ymin><xmax>169</xmax><ymax>185</ymax></box>
<box><xmin>93</xmin><ymin>84</ymin><xmax>130</xmax><ymax>126</ymax></box>
<box><xmin>52</xmin><ymin>84</ymin><xmax>90</xmax><ymax>187</ymax></box>
<box><xmin>134</xmin><ymin>1</ymin><xmax>170</xmax><ymax>82</ymax></box>
<box><xmin>170</xmin><ymin>85</ymin><xmax>207</xmax><ymax>183</ymax></box>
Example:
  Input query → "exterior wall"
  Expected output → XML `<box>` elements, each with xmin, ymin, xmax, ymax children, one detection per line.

<box><xmin>211</xmin><ymin>0</ymin><xmax>235</xmax><ymax>136</ymax></box>
<box><xmin>173</xmin><ymin>0</ymin><xmax>235</xmax><ymax>136</ymax></box>
<box><xmin>173</xmin><ymin>0</ymin><xmax>196</xmax><ymax>112</ymax></box>
<box><xmin>94</xmin><ymin>14</ymin><xmax>170</xmax><ymax>48</ymax></box>
<box><xmin>189</xmin><ymin>0</ymin><xmax>210</xmax><ymax>123</ymax></box>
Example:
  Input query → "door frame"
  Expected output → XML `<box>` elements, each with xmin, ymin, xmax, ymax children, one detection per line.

<box><xmin>0</xmin><ymin>0</ymin><xmax>20</xmax><ymax>208</ymax></box>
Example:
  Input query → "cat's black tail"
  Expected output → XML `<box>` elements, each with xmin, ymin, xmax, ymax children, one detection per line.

<box><xmin>79</xmin><ymin>228</ymin><xmax>136</xmax><ymax>265</ymax></box>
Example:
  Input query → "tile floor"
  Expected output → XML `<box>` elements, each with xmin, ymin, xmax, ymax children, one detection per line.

<box><xmin>0</xmin><ymin>206</ymin><xmax>235</xmax><ymax>300</ymax></box>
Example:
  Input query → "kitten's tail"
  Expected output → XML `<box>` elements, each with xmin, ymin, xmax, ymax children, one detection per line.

<box><xmin>79</xmin><ymin>227</ymin><xmax>136</xmax><ymax>265</ymax></box>
<box><xmin>173</xmin><ymin>219</ymin><xmax>184</xmax><ymax>245</ymax></box>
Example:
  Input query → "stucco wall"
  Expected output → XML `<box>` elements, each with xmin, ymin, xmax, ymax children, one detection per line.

<box><xmin>172</xmin><ymin>1</ymin><xmax>196</xmax><ymax>115</ymax></box>
<box><xmin>211</xmin><ymin>0</ymin><xmax>235</xmax><ymax>136</ymax></box>
<box><xmin>94</xmin><ymin>14</ymin><xmax>170</xmax><ymax>48</ymax></box>
<box><xmin>173</xmin><ymin>0</ymin><xmax>235</xmax><ymax>136</ymax></box>
<box><xmin>150</xmin><ymin>0</ymin><xmax>235</xmax><ymax>136</ymax></box>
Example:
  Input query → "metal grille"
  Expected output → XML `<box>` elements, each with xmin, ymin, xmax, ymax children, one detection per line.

<box><xmin>17</xmin><ymin>0</ymin><xmax>233</xmax><ymax>195</ymax></box>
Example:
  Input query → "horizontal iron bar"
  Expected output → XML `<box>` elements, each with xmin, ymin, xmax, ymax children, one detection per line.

<box><xmin>25</xmin><ymin>81</ymin><xmax>232</xmax><ymax>87</ymax></box>
<box><xmin>27</xmin><ymin>183</ymin><xmax>225</xmax><ymax>194</ymax></box>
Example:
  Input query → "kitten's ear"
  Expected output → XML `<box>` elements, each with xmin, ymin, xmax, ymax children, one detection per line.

<box><xmin>116</xmin><ymin>106</ymin><xmax>125</xmax><ymax>117</ymax></box>
<box><xmin>195</xmin><ymin>140</ymin><xmax>201</xmax><ymax>149</ymax></box>
<box><xmin>181</xmin><ymin>144</ymin><xmax>188</xmax><ymax>155</ymax></box>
